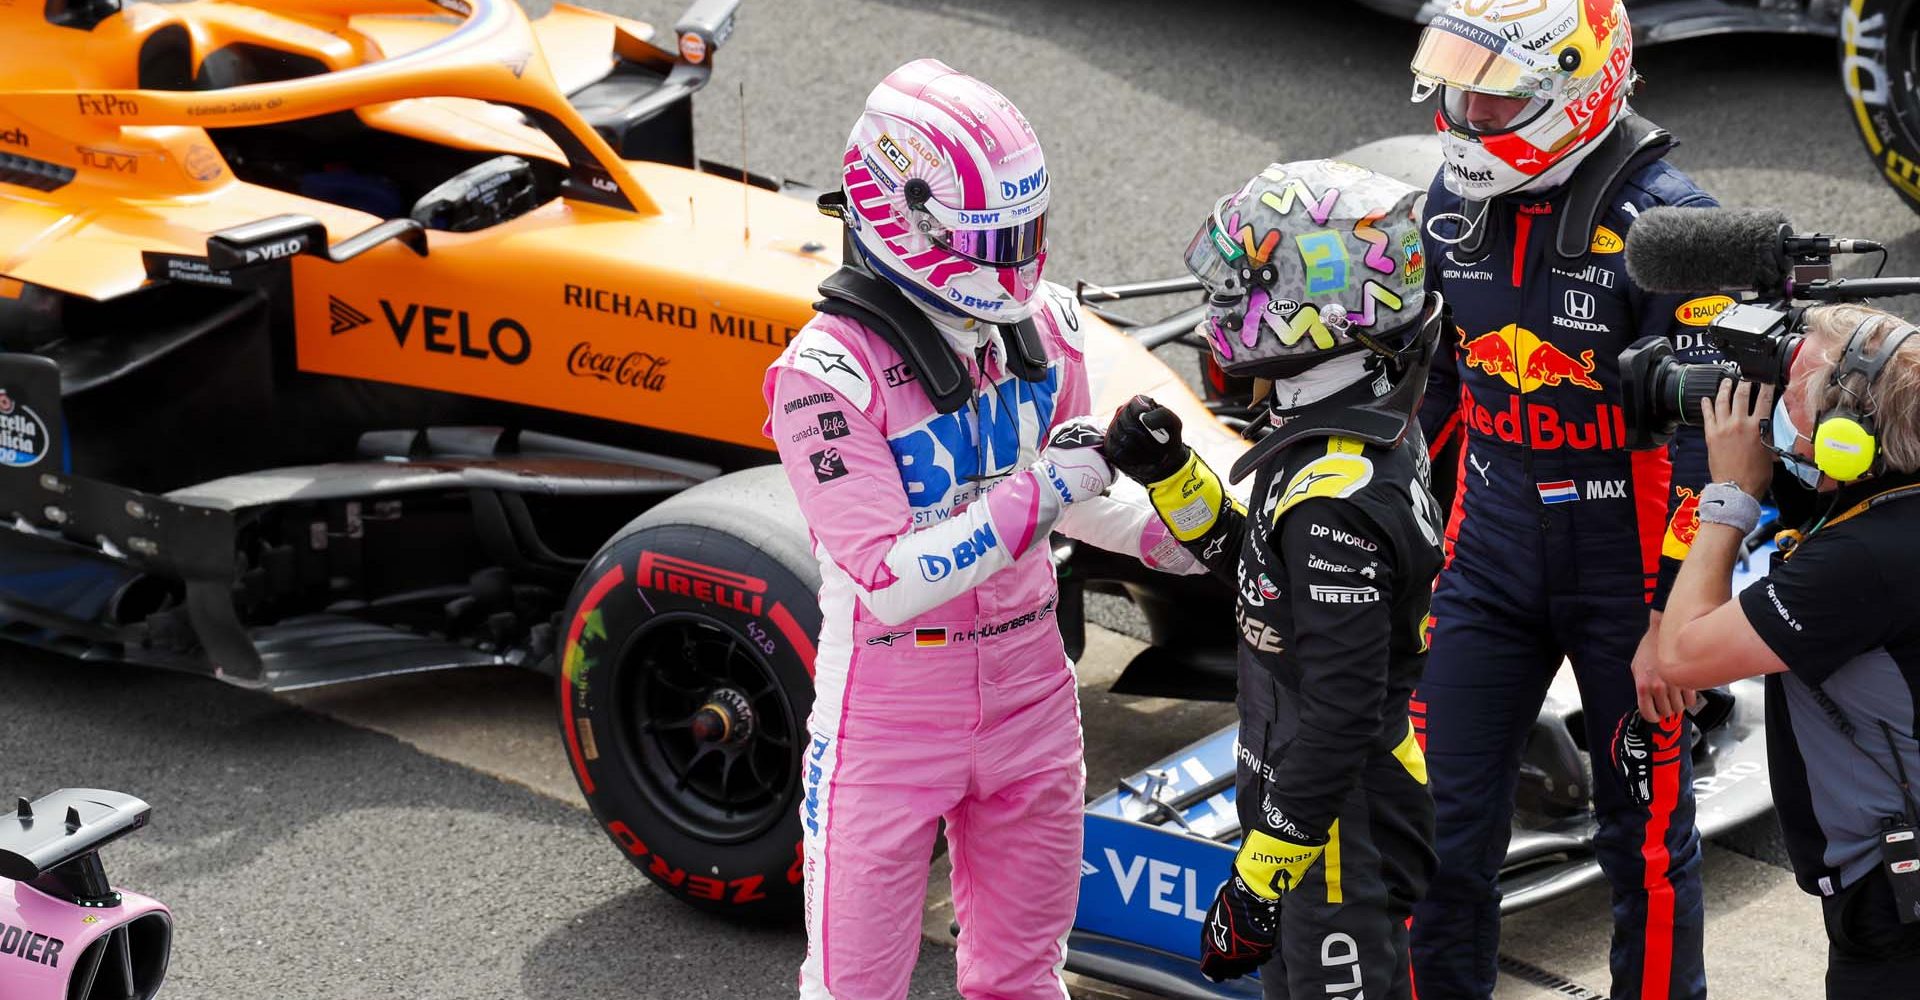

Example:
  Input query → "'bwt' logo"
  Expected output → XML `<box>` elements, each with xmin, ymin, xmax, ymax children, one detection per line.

<box><xmin>918</xmin><ymin>524</ymin><xmax>998</xmax><ymax>582</ymax></box>
<box><xmin>803</xmin><ymin>735</ymin><xmax>830</xmax><ymax>835</ymax></box>
<box><xmin>889</xmin><ymin>367</ymin><xmax>1060</xmax><ymax>510</ymax></box>
<box><xmin>1000</xmin><ymin>166</ymin><xmax>1046</xmax><ymax>200</ymax></box>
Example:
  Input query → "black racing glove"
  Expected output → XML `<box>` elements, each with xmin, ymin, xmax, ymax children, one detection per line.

<box><xmin>1199</xmin><ymin>875</ymin><xmax>1278</xmax><ymax>982</ymax></box>
<box><xmin>1103</xmin><ymin>394</ymin><xmax>1189</xmax><ymax>484</ymax></box>
<box><xmin>1611</xmin><ymin>710</ymin><xmax>1685</xmax><ymax>808</ymax></box>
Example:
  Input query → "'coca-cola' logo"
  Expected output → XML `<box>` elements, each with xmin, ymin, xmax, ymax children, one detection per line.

<box><xmin>567</xmin><ymin>341</ymin><xmax>669</xmax><ymax>392</ymax></box>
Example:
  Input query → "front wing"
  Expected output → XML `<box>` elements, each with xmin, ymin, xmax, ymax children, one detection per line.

<box><xmin>1068</xmin><ymin>673</ymin><xmax>1773</xmax><ymax>997</ymax></box>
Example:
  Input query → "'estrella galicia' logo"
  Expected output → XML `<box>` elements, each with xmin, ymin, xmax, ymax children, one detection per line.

<box><xmin>0</xmin><ymin>390</ymin><xmax>49</xmax><ymax>468</ymax></box>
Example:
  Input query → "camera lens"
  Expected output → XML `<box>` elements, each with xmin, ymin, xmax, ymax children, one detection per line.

<box><xmin>1666</xmin><ymin>363</ymin><xmax>1739</xmax><ymax>428</ymax></box>
<box><xmin>1620</xmin><ymin>337</ymin><xmax>1741</xmax><ymax>448</ymax></box>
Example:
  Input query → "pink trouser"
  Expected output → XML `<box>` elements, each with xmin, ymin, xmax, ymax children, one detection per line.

<box><xmin>798</xmin><ymin>596</ymin><xmax>1084</xmax><ymax>1000</ymax></box>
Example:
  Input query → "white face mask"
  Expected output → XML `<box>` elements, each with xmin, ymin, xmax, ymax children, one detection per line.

<box><xmin>1771</xmin><ymin>395</ymin><xmax>1822</xmax><ymax>489</ymax></box>
<box><xmin>1269</xmin><ymin>353</ymin><xmax>1375</xmax><ymax>412</ymax></box>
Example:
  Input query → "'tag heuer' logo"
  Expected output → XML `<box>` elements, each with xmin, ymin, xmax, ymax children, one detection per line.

<box><xmin>1460</xmin><ymin>324</ymin><xmax>1603</xmax><ymax>392</ymax></box>
<box><xmin>637</xmin><ymin>551</ymin><xmax>767</xmax><ymax>616</ymax></box>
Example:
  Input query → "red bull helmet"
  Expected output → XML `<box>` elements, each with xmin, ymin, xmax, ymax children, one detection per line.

<box><xmin>1409</xmin><ymin>0</ymin><xmax>1633</xmax><ymax>200</ymax></box>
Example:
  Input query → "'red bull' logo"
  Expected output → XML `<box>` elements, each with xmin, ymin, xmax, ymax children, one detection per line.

<box><xmin>1461</xmin><ymin>324</ymin><xmax>1603</xmax><ymax>392</ymax></box>
<box><xmin>1662</xmin><ymin>486</ymin><xmax>1702</xmax><ymax>559</ymax></box>
<box><xmin>1461</xmin><ymin>389</ymin><xmax>1628</xmax><ymax>451</ymax></box>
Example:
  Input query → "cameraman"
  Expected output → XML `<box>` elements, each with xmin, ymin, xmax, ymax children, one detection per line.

<box><xmin>1659</xmin><ymin>302</ymin><xmax>1920</xmax><ymax>994</ymax></box>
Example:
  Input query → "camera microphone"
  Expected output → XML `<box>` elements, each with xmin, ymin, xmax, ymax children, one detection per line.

<box><xmin>1782</xmin><ymin>233</ymin><xmax>1886</xmax><ymax>256</ymax></box>
<box><xmin>1623</xmin><ymin>207</ymin><xmax>1885</xmax><ymax>294</ymax></box>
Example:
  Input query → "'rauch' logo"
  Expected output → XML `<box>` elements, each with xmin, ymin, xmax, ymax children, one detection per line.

<box><xmin>1675</xmin><ymin>295</ymin><xmax>1734</xmax><ymax>327</ymax></box>
<box><xmin>0</xmin><ymin>391</ymin><xmax>49</xmax><ymax>468</ymax></box>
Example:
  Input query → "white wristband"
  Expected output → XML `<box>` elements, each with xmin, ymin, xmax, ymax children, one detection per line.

<box><xmin>1697</xmin><ymin>481</ymin><xmax>1761</xmax><ymax>534</ymax></box>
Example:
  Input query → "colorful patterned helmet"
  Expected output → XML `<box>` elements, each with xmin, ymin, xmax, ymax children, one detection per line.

<box><xmin>1183</xmin><ymin>160</ymin><xmax>1430</xmax><ymax>380</ymax></box>
<box><xmin>1409</xmin><ymin>0</ymin><xmax>1633</xmax><ymax>200</ymax></box>
<box><xmin>839</xmin><ymin>59</ymin><xmax>1049</xmax><ymax>323</ymax></box>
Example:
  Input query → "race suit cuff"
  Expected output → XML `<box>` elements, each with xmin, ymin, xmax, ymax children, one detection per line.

<box><xmin>1146</xmin><ymin>450</ymin><xmax>1227</xmax><ymax>542</ymax></box>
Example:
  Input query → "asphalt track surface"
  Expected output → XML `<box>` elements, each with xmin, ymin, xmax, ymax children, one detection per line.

<box><xmin>3</xmin><ymin>1</ymin><xmax>1908</xmax><ymax>998</ymax></box>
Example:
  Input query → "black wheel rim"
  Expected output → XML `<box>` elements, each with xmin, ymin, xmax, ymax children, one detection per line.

<box><xmin>615</xmin><ymin>612</ymin><xmax>799</xmax><ymax>844</ymax></box>
<box><xmin>1891</xmin><ymin>5</ymin><xmax>1920</xmax><ymax>156</ymax></box>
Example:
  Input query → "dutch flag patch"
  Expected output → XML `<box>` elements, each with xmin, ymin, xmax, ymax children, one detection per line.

<box><xmin>1536</xmin><ymin>481</ymin><xmax>1580</xmax><ymax>505</ymax></box>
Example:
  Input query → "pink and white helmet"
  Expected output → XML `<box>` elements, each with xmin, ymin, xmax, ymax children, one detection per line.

<box><xmin>840</xmin><ymin>59</ymin><xmax>1050</xmax><ymax>323</ymax></box>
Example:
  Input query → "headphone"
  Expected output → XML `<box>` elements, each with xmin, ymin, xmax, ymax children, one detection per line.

<box><xmin>1812</xmin><ymin>315</ymin><xmax>1919</xmax><ymax>482</ymax></box>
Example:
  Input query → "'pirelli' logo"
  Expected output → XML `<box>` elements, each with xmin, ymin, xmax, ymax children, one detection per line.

<box><xmin>637</xmin><ymin>551</ymin><xmax>767</xmax><ymax>616</ymax></box>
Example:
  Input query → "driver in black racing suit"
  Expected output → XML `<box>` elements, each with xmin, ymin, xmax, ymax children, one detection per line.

<box><xmin>1102</xmin><ymin>160</ymin><xmax>1446</xmax><ymax>998</ymax></box>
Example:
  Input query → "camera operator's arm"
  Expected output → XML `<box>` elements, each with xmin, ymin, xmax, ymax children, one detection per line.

<box><xmin>1624</xmin><ymin>195</ymin><xmax>1722</xmax><ymax>719</ymax></box>
<box><xmin>1659</xmin><ymin>380</ymin><xmax>1788</xmax><ymax>686</ymax></box>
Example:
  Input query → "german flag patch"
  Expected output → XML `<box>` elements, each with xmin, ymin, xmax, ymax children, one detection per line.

<box><xmin>914</xmin><ymin>628</ymin><xmax>947</xmax><ymax>648</ymax></box>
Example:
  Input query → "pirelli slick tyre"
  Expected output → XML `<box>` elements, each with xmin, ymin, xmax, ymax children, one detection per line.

<box><xmin>557</xmin><ymin>466</ymin><xmax>820</xmax><ymax>919</ymax></box>
<box><xmin>1842</xmin><ymin>0</ymin><xmax>1920</xmax><ymax>215</ymax></box>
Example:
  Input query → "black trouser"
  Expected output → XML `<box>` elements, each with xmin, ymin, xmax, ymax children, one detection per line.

<box><xmin>1824</xmin><ymin>866</ymin><xmax>1920</xmax><ymax>998</ymax></box>
<box><xmin>1238</xmin><ymin>668</ymin><xmax>1436</xmax><ymax>1000</ymax></box>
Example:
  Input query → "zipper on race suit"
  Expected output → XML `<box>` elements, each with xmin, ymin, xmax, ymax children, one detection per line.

<box><xmin>966</xmin><ymin>339</ymin><xmax>1019</xmax><ymax>484</ymax></box>
<box><xmin>1514</xmin><ymin>201</ymin><xmax>1554</xmax><ymax>531</ymax></box>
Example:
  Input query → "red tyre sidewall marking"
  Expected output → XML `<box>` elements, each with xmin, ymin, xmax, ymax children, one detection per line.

<box><xmin>769</xmin><ymin>600</ymin><xmax>817</xmax><ymax>677</ymax></box>
<box><xmin>561</xmin><ymin>562</ymin><xmax>627</xmax><ymax>795</ymax></box>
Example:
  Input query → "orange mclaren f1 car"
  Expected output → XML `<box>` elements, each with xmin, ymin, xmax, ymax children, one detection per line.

<box><xmin>0</xmin><ymin>2</ymin><xmax>1773</xmax><ymax>995</ymax></box>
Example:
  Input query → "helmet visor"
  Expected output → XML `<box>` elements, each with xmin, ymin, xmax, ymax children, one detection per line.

<box><xmin>1410</xmin><ymin>14</ymin><xmax>1547</xmax><ymax>97</ymax></box>
<box><xmin>1184</xmin><ymin>197</ymin><xmax>1247</xmax><ymax>291</ymax></box>
<box><xmin>931</xmin><ymin>213</ymin><xmax>1047</xmax><ymax>267</ymax></box>
<box><xmin>1438</xmin><ymin>86</ymin><xmax>1554</xmax><ymax>137</ymax></box>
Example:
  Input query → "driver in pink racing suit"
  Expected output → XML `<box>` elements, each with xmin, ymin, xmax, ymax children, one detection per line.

<box><xmin>763</xmin><ymin>59</ymin><xmax>1200</xmax><ymax>1000</ymax></box>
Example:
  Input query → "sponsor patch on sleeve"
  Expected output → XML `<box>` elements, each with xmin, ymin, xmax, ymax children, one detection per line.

<box><xmin>810</xmin><ymin>447</ymin><xmax>849</xmax><ymax>484</ymax></box>
<box><xmin>1271</xmin><ymin>438</ymin><xmax>1374</xmax><ymax>522</ymax></box>
<box><xmin>783</xmin><ymin>325</ymin><xmax>873</xmax><ymax>410</ymax></box>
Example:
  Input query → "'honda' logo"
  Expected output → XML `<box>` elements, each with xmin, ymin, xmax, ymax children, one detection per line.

<box><xmin>1564</xmin><ymin>289</ymin><xmax>1596</xmax><ymax>321</ymax></box>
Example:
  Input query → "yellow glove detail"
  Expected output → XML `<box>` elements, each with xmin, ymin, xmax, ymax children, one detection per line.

<box><xmin>1146</xmin><ymin>450</ymin><xmax>1239</xmax><ymax>542</ymax></box>
<box><xmin>1232</xmin><ymin>828</ymin><xmax>1325</xmax><ymax>901</ymax></box>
